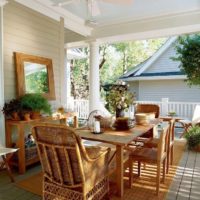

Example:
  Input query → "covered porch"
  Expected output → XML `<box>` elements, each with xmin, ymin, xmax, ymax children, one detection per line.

<box><xmin>0</xmin><ymin>0</ymin><xmax>200</xmax><ymax>200</ymax></box>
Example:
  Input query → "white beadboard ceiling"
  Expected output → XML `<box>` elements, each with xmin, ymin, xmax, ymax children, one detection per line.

<box><xmin>49</xmin><ymin>0</ymin><xmax>200</xmax><ymax>26</ymax></box>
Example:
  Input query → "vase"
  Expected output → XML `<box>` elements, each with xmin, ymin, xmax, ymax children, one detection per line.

<box><xmin>116</xmin><ymin>108</ymin><xmax>125</xmax><ymax>118</ymax></box>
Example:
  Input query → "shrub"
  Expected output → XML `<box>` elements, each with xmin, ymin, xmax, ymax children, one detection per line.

<box><xmin>185</xmin><ymin>126</ymin><xmax>200</xmax><ymax>150</ymax></box>
<box><xmin>20</xmin><ymin>94</ymin><xmax>51</xmax><ymax>115</ymax></box>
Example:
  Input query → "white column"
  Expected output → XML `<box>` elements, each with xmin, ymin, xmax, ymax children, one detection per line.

<box><xmin>0</xmin><ymin>1</ymin><xmax>7</xmax><ymax>146</ymax></box>
<box><xmin>89</xmin><ymin>41</ymin><xmax>100</xmax><ymax>112</ymax></box>
<box><xmin>59</xmin><ymin>17</ymin><xmax>67</xmax><ymax>107</ymax></box>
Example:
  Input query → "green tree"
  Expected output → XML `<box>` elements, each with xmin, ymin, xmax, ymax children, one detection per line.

<box><xmin>173</xmin><ymin>34</ymin><xmax>200</xmax><ymax>86</ymax></box>
<box><xmin>71</xmin><ymin>38</ymin><xmax>167</xmax><ymax>99</ymax></box>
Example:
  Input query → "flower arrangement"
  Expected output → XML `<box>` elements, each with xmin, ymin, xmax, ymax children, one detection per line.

<box><xmin>106</xmin><ymin>84</ymin><xmax>135</xmax><ymax>116</ymax></box>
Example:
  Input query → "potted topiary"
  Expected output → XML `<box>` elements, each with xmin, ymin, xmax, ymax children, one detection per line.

<box><xmin>185</xmin><ymin>125</ymin><xmax>200</xmax><ymax>151</ymax></box>
<box><xmin>2</xmin><ymin>99</ymin><xmax>21</xmax><ymax>120</ymax></box>
<box><xmin>20</xmin><ymin>93</ymin><xmax>52</xmax><ymax>119</ymax></box>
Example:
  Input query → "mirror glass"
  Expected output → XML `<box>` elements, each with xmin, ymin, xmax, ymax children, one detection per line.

<box><xmin>15</xmin><ymin>52</ymin><xmax>55</xmax><ymax>100</ymax></box>
<box><xmin>24</xmin><ymin>62</ymin><xmax>49</xmax><ymax>93</ymax></box>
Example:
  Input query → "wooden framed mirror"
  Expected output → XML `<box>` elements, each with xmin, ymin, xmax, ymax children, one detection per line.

<box><xmin>14</xmin><ymin>52</ymin><xmax>55</xmax><ymax>100</ymax></box>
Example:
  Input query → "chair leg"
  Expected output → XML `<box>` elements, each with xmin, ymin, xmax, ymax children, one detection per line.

<box><xmin>104</xmin><ymin>192</ymin><xmax>110</xmax><ymax>200</ymax></box>
<box><xmin>138</xmin><ymin>161</ymin><xmax>141</xmax><ymax>177</ymax></box>
<box><xmin>156</xmin><ymin>163</ymin><xmax>161</xmax><ymax>196</ymax></box>
<box><xmin>163</xmin><ymin>159</ymin><xmax>166</xmax><ymax>183</ymax></box>
<box><xmin>129</xmin><ymin>158</ymin><xmax>133</xmax><ymax>188</ymax></box>
<box><xmin>170</xmin><ymin>146</ymin><xmax>174</xmax><ymax>165</ymax></box>
<box><xmin>166</xmin><ymin>149</ymin><xmax>170</xmax><ymax>174</ymax></box>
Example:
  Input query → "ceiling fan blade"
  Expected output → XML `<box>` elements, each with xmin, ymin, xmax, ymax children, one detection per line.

<box><xmin>87</xmin><ymin>0</ymin><xmax>101</xmax><ymax>17</ymax></box>
<box><xmin>100</xmin><ymin>0</ymin><xmax>133</xmax><ymax>5</ymax></box>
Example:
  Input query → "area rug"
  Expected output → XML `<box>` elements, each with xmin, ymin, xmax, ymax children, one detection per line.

<box><xmin>16</xmin><ymin>140</ymin><xmax>186</xmax><ymax>199</ymax></box>
<box><xmin>16</xmin><ymin>172</ymin><xmax>43</xmax><ymax>196</ymax></box>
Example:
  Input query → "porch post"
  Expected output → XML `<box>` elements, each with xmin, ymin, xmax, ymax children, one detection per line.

<box><xmin>0</xmin><ymin>1</ymin><xmax>7</xmax><ymax>145</ymax></box>
<box><xmin>60</xmin><ymin>17</ymin><xmax>67</xmax><ymax>107</ymax></box>
<box><xmin>89</xmin><ymin>41</ymin><xmax>100</xmax><ymax>112</ymax></box>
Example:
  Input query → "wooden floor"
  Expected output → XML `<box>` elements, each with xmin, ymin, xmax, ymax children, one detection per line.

<box><xmin>0</xmin><ymin>141</ymin><xmax>199</xmax><ymax>200</ymax></box>
<box><xmin>166</xmin><ymin>146</ymin><xmax>200</xmax><ymax>200</ymax></box>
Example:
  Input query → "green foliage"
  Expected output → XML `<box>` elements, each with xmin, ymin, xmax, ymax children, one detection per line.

<box><xmin>2</xmin><ymin>99</ymin><xmax>21</xmax><ymax>117</ymax></box>
<box><xmin>71</xmin><ymin>38</ymin><xmax>166</xmax><ymax>99</ymax></box>
<box><xmin>25</xmin><ymin>71</ymin><xmax>48</xmax><ymax>93</ymax></box>
<box><xmin>185</xmin><ymin>126</ymin><xmax>200</xmax><ymax>149</ymax></box>
<box><xmin>20</xmin><ymin>94</ymin><xmax>51</xmax><ymax>115</ymax></box>
<box><xmin>173</xmin><ymin>34</ymin><xmax>200</xmax><ymax>86</ymax></box>
<box><xmin>106</xmin><ymin>84</ymin><xmax>135</xmax><ymax>114</ymax></box>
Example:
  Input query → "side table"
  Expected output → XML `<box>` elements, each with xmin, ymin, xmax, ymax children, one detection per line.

<box><xmin>0</xmin><ymin>147</ymin><xmax>18</xmax><ymax>182</ymax></box>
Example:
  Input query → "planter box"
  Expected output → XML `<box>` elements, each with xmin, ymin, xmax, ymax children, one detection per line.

<box><xmin>192</xmin><ymin>145</ymin><xmax>200</xmax><ymax>152</ymax></box>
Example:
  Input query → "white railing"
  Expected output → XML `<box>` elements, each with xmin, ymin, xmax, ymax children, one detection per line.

<box><xmin>136</xmin><ymin>99</ymin><xmax>200</xmax><ymax>119</ymax></box>
<box><xmin>72</xmin><ymin>98</ymin><xmax>200</xmax><ymax>120</ymax></box>
<box><xmin>73</xmin><ymin>99</ymin><xmax>89</xmax><ymax>119</ymax></box>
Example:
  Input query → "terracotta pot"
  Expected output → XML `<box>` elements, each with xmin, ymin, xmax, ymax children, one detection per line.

<box><xmin>192</xmin><ymin>144</ymin><xmax>200</xmax><ymax>152</ymax></box>
<box><xmin>31</xmin><ymin>111</ymin><xmax>41</xmax><ymax>119</ymax></box>
<box><xmin>24</xmin><ymin>113</ymin><xmax>31</xmax><ymax>121</ymax></box>
<box><xmin>11</xmin><ymin>112</ymin><xmax>20</xmax><ymax>121</ymax></box>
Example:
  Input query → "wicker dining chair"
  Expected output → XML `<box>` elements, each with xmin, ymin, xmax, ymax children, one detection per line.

<box><xmin>128</xmin><ymin>125</ymin><xmax>169</xmax><ymax>195</ymax></box>
<box><xmin>135</xmin><ymin>104</ymin><xmax>160</xmax><ymax>118</ymax></box>
<box><xmin>32</xmin><ymin>123</ymin><xmax>111</xmax><ymax>200</ymax></box>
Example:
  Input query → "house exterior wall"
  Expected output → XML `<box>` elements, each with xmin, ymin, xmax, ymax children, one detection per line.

<box><xmin>137</xmin><ymin>79</ymin><xmax>200</xmax><ymax>102</ymax></box>
<box><xmin>129</xmin><ymin>81</ymin><xmax>139</xmax><ymax>99</ymax></box>
<box><xmin>145</xmin><ymin>44</ymin><xmax>180</xmax><ymax>73</ymax></box>
<box><xmin>3</xmin><ymin>1</ymin><xmax>84</xmax><ymax>102</ymax></box>
<box><xmin>3</xmin><ymin>1</ymin><xmax>61</xmax><ymax>101</ymax></box>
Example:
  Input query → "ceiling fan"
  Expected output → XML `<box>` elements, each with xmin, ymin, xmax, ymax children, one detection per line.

<box><xmin>53</xmin><ymin>0</ymin><xmax>133</xmax><ymax>26</ymax></box>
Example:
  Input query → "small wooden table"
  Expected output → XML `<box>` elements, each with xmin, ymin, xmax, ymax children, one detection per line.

<box><xmin>76</xmin><ymin>123</ymin><xmax>157</xmax><ymax>197</ymax></box>
<box><xmin>0</xmin><ymin>147</ymin><xmax>18</xmax><ymax>182</ymax></box>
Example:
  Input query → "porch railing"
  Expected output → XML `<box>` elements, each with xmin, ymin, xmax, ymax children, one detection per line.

<box><xmin>72</xmin><ymin>98</ymin><xmax>200</xmax><ymax>120</ymax></box>
<box><xmin>73</xmin><ymin>99</ymin><xmax>89</xmax><ymax>119</ymax></box>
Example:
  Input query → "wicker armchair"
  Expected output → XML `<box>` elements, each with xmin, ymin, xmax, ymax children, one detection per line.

<box><xmin>135</xmin><ymin>104</ymin><xmax>160</xmax><ymax>118</ymax></box>
<box><xmin>32</xmin><ymin>123</ymin><xmax>111</xmax><ymax>200</ymax></box>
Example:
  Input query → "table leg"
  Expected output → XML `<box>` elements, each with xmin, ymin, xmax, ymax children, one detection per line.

<box><xmin>1</xmin><ymin>155</ymin><xmax>14</xmax><ymax>182</ymax></box>
<box><xmin>116</xmin><ymin>145</ymin><xmax>124</xmax><ymax>197</ymax></box>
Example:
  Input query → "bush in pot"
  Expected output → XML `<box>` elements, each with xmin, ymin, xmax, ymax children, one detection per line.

<box><xmin>20</xmin><ymin>94</ymin><xmax>52</xmax><ymax>119</ymax></box>
<box><xmin>2</xmin><ymin>99</ymin><xmax>21</xmax><ymax>120</ymax></box>
<box><xmin>185</xmin><ymin>125</ymin><xmax>200</xmax><ymax>151</ymax></box>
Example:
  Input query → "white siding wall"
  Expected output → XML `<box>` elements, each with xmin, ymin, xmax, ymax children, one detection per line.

<box><xmin>3</xmin><ymin>1</ymin><xmax>61</xmax><ymax>101</ymax></box>
<box><xmin>129</xmin><ymin>81</ymin><xmax>139</xmax><ymax>99</ymax></box>
<box><xmin>145</xmin><ymin>44</ymin><xmax>180</xmax><ymax>73</ymax></box>
<box><xmin>138</xmin><ymin>80</ymin><xmax>200</xmax><ymax>102</ymax></box>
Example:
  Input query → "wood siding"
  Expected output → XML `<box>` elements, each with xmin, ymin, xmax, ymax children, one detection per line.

<box><xmin>3</xmin><ymin>1</ymin><xmax>85</xmax><ymax>101</ymax></box>
<box><xmin>145</xmin><ymin>44</ymin><xmax>180</xmax><ymax>73</ymax></box>
<box><xmin>138</xmin><ymin>80</ymin><xmax>200</xmax><ymax>102</ymax></box>
<box><xmin>3</xmin><ymin>1</ymin><xmax>60</xmax><ymax>101</ymax></box>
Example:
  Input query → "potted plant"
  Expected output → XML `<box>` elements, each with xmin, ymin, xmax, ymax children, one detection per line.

<box><xmin>20</xmin><ymin>93</ymin><xmax>52</xmax><ymax>119</ymax></box>
<box><xmin>185</xmin><ymin>125</ymin><xmax>200</xmax><ymax>151</ymax></box>
<box><xmin>2</xmin><ymin>99</ymin><xmax>21</xmax><ymax>120</ymax></box>
<box><xmin>106</xmin><ymin>84</ymin><xmax>135</xmax><ymax>118</ymax></box>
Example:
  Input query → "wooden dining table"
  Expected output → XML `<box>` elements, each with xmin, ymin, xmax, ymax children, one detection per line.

<box><xmin>76</xmin><ymin>121</ymin><xmax>159</xmax><ymax>197</ymax></box>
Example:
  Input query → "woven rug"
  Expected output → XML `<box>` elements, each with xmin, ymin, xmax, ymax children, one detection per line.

<box><xmin>16</xmin><ymin>140</ymin><xmax>186</xmax><ymax>199</ymax></box>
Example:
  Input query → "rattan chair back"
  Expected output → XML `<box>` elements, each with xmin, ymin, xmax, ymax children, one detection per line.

<box><xmin>135</xmin><ymin>104</ymin><xmax>160</xmax><ymax>118</ymax></box>
<box><xmin>32</xmin><ymin>124</ymin><xmax>86</xmax><ymax>188</ymax></box>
